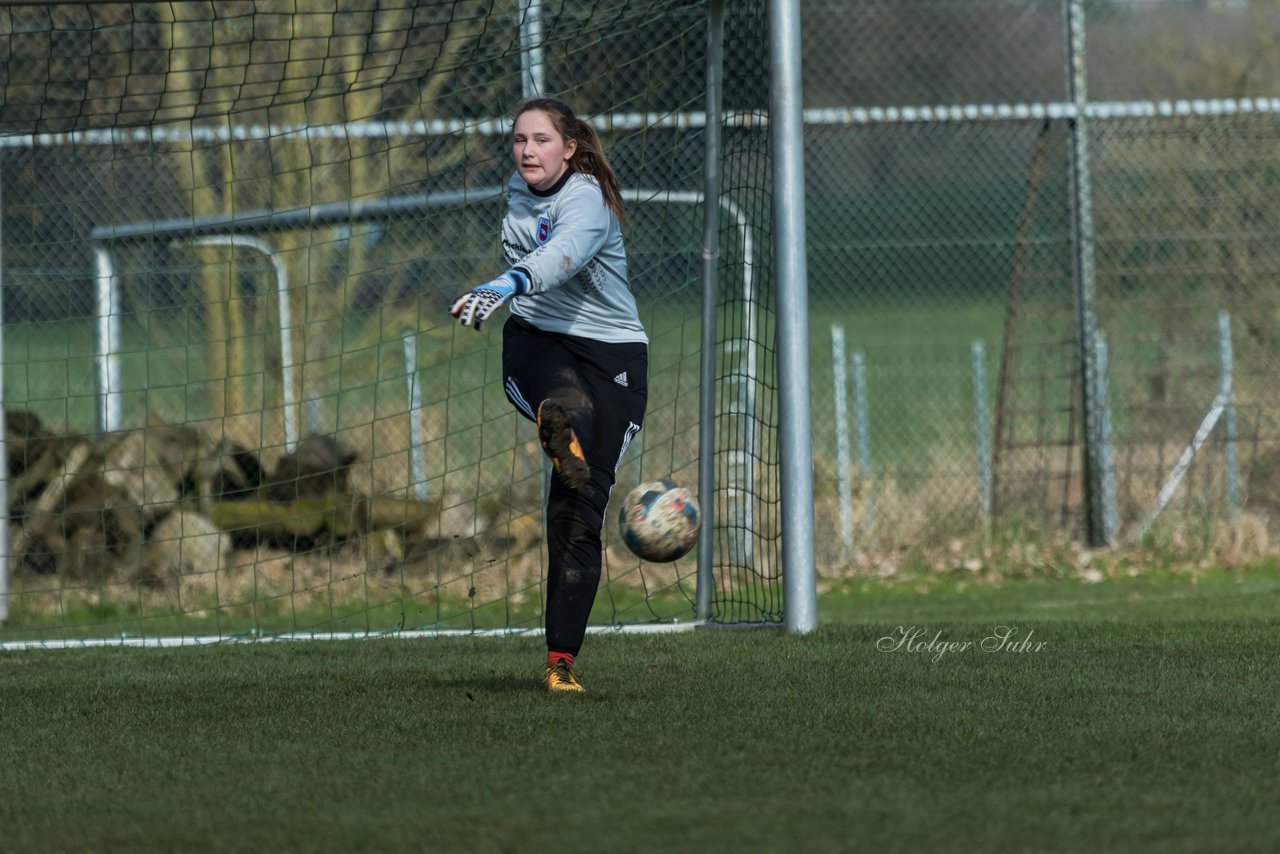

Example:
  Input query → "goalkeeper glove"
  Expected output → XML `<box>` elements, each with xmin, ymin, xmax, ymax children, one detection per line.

<box><xmin>449</xmin><ymin>270</ymin><xmax>528</xmax><ymax>331</ymax></box>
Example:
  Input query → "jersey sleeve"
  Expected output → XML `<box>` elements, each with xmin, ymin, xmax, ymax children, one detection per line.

<box><xmin>510</xmin><ymin>182</ymin><xmax>612</xmax><ymax>295</ymax></box>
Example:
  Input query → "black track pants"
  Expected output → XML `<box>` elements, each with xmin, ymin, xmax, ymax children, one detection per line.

<box><xmin>502</xmin><ymin>316</ymin><xmax>648</xmax><ymax>656</ymax></box>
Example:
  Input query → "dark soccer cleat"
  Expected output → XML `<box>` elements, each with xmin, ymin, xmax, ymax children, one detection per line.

<box><xmin>536</xmin><ymin>399</ymin><xmax>590</xmax><ymax>490</ymax></box>
<box><xmin>543</xmin><ymin>660</ymin><xmax>586</xmax><ymax>694</ymax></box>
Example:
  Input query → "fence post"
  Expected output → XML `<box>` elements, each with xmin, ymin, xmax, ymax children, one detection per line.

<box><xmin>93</xmin><ymin>245</ymin><xmax>123</xmax><ymax>435</ymax></box>
<box><xmin>972</xmin><ymin>340</ymin><xmax>992</xmax><ymax>538</ymax></box>
<box><xmin>1219</xmin><ymin>311</ymin><xmax>1240</xmax><ymax>515</ymax></box>
<box><xmin>852</xmin><ymin>351</ymin><xmax>873</xmax><ymax>533</ymax></box>
<box><xmin>1094</xmin><ymin>331</ymin><xmax>1119</xmax><ymax>543</ymax></box>
<box><xmin>831</xmin><ymin>324</ymin><xmax>853</xmax><ymax>558</ymax></box>
<box><xmin>403</xmin><ymin>332</ymin><xmax>427</xmax><ymax>502</ymax></box>
<box><xmin>1066</xmin><ymin>0</ymin><xmax>1109</xmax><ymax>546</ymax></box>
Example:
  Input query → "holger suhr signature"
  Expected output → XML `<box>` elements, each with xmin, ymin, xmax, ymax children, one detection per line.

<box><xmin>876</xmin><ymin>625</ymin><xmax>1047</xmax><ymax>662</ymax></box>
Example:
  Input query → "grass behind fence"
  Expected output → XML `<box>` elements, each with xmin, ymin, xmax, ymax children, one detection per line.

<box><xmin>3</xmin><ymin>296</ymin><xmax>1004</xmax><ymax>431</ymax></box>
<box><xmin>4</xmin><ymin>291</ymin><xmax>1256</xmax><ymax>575</ymax></box>
<box><xmin>2</xmin><ymin>300</ymin><xmax>1007</xmax><ymax>584</ymax></box>
<box><xmin>2</xmin><ymin>566</ymin><xmax>1278</xmax><ymax>852</ymax></box>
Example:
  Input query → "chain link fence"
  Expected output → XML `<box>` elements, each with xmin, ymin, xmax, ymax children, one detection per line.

<box><xmin>802</xmin><ymin>0</ymin><xmax>1280</xmax><ymax>570</ymax></box>
<box><xmin>5</xmin><ymin>0</ymin><xmax>1279</xmax><ymax>619</ymax></box>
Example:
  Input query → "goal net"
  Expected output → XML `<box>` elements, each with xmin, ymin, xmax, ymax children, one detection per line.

<box><xmin>0</xmin><ymin>0</ymin><xmax>782</xmax><ymax>645</ymax></box>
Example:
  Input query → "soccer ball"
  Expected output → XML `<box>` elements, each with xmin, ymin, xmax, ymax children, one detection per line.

<box><xmin>617</xmin><ymin>479</ymin><xmax>702</xmax><ymax>562</ymax></box>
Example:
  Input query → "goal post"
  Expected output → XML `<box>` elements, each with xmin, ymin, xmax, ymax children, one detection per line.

<box><xmin>0</xmin><ymin>0</ymin><xmax>804</xmax><ymax>644</ymax></box>
<box><xmin>768</xmin><ymin>0</ymin><xmax>816</xmax><ymax>633</ymax></box>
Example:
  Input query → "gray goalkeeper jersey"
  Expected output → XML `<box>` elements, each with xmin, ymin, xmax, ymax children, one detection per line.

<box><xmin>503</xmin><ymin>170</ymin><xmax>648</xmax><ymax>344</ymax></box>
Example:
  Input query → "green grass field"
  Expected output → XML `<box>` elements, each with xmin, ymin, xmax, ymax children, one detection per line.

<box><xmin>3</xmin><ymin>567</ymin><xmax>1278</xmax><ymax>853</ymax></box>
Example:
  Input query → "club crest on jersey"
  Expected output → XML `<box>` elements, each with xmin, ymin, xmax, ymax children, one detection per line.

<box><xmin>536</xmin><ymin>215</ymin><xmax>552</xmax><ymax>245</ymax></box>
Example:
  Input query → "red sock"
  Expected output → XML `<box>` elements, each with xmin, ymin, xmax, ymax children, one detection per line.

<box><xmin>547</xmin><ymin>651</ymin><xmax>574</xmax><ymax>668</ymax></box>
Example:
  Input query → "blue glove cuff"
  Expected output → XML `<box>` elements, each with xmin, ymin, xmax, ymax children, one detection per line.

<box><xmin>503</xmin><ymin>269</ymin><xmax>530</xmax><ymax>296</ymax></box>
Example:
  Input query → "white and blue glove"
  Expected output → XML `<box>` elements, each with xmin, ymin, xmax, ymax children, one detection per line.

<box><xmin>449</xmin><ymin>270</ymin><xmax>528</xmax><ymax>331</ymax></box>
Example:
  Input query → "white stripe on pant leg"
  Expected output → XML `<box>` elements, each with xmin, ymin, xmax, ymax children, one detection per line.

<box><xmin>614</xmin><ymin>421</ymin><xmax>641</xmax><ymax>472</ymax></box>
<box><xmin>505</xmin><ymin>377</ymin><xmax>537</xmax><ymax>421</ymax></box>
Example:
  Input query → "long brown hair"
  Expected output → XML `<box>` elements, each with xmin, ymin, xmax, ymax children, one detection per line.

<box><xmin>513</xmin><ymin>97</ymin><xmax>625</xmax><ymax>221</ymax></box>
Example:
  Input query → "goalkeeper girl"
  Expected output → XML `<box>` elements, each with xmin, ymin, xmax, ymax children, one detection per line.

<box><xmin>450</xmin><ymin>97</ymin><xmax>647</xmax><ymax>694</ymax></box>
